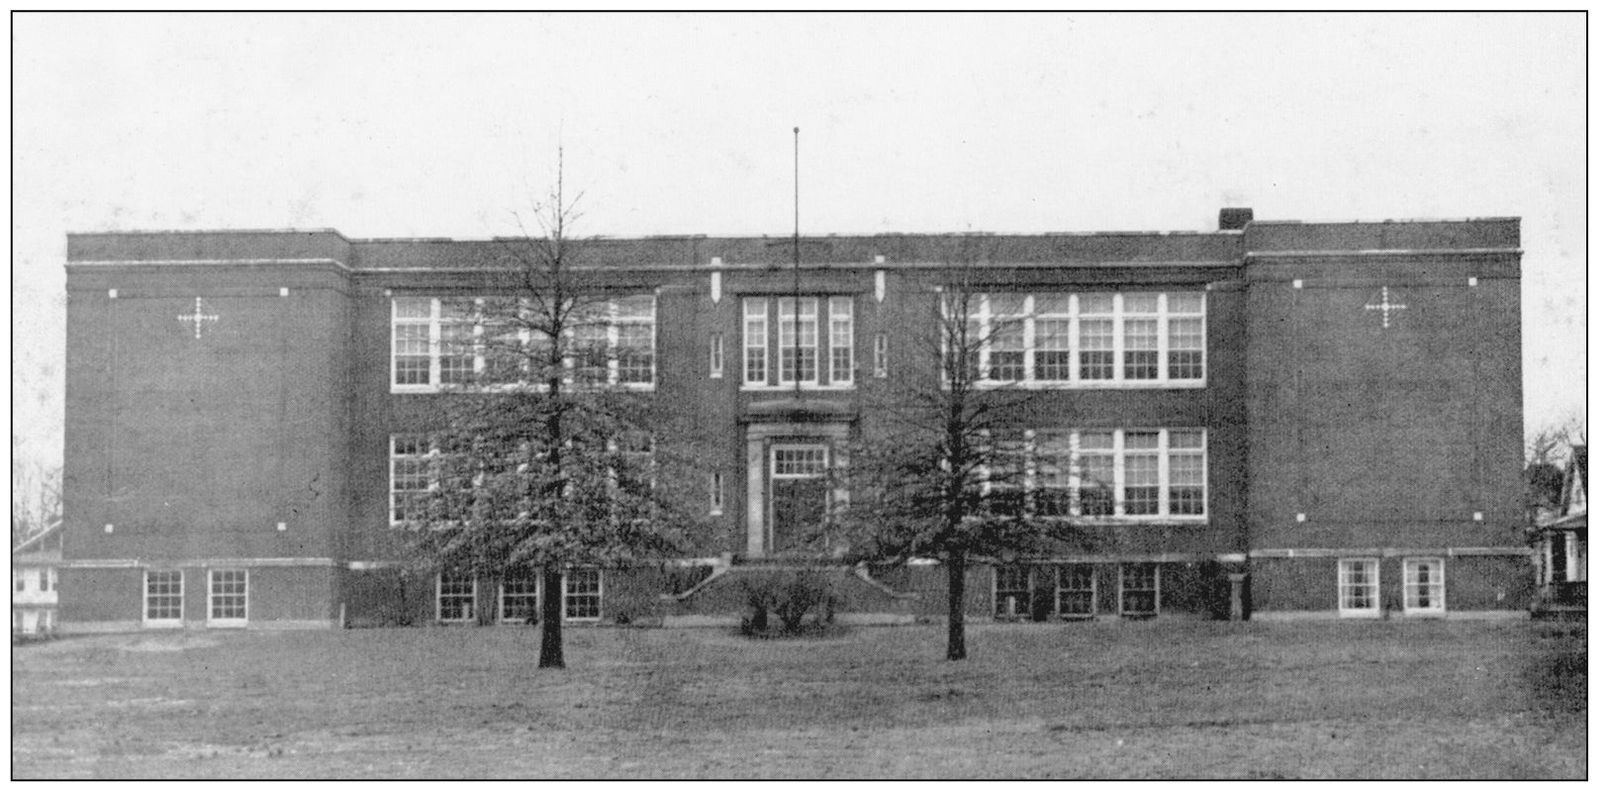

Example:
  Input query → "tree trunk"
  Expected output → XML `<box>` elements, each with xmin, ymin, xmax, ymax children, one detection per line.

<box><xmin>946</xmin><ymin>549</ymin><xmax>967</xmax><ymax>661</ymax></box>
<box><xmin>538</xmin><ymin>567</ymin><xmax>565</xmax><ymax>668</ymax></box>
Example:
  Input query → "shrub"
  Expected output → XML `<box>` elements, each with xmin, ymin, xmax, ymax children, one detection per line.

<box><xmin>736</xmin><ymin>570</ymin><xmax>842</xmax><ymax>636</ymax></box>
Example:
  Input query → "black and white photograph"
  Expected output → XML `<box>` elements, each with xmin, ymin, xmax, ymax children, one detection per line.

<box><xmin>11</xmin><ymin>11</ymin><xmax>1588</xmax><ymax>779</ymax></box>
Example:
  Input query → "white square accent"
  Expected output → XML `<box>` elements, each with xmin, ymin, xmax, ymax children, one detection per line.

<box><xmin>104</xmin><ymin>523</ymin><xmax>114</xmax><ymax>533</ymax></box>
<box><xmin>1473</xmin><ymin>511</ymin><xmax>1483</xmax><ymax>521</ymax></box>
<box><xmin>276</xmin><ymin>521</ymin><xmax>287</xmax><ymax>531</ymax></box>
<box><xmin>279</xmin><ymin>287</ymin><xmax>290</xmax><ymax>297</ymax></box>
<box><xmin>1468</xmin><ymin>277</ymin><xmax>1479</xmax><ymax>287</ymax></box>
<box><xmin>1292</xmin><ymin>279</ymin><xmax>1304</xmax><ymax>289</ymax></box>
<box><xmin>873</xmin><ymin>254</ymin><xmax>886</xmax><ymax>263</ymax></box>
<box><xmin>107</xmin><ymin>289</ymin><xmax>118</xmax><ymax>299</ymax></box>
<box><xmin>710</xmin><ymin>256</ymin><xmax>722</xmax><ymax>266</ymax></box>
<box><xmin>1295</xmin><ymin>512</ymin><xmax>1306</xmax><ymax>523</ymax></box>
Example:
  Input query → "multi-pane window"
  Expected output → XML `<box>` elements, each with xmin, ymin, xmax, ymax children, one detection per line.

<box><xmin>438</xmin><ymin>573</ymin><xmax>476</xmax><ymax>622</ymax></box>
<box><xmin>1014</xmin><ymin>429</ymin><xmax>1207</xmax><ymax>519</ymax></box>
<box><xmin>1055</xmin><ymin>564</ymin><xmax>1096</xmax><ymax>617</ymax></box>
<box><xmin>1121</xmin><ymin>563</ymin><xmax>1159</xmax><ymax>617</ymax></box>
<box><xmin>144</xmin><ymin>570</ymin><xmax>183</xmax><ymax>625</ymax></box>
<box><xmin>744</xmin><ymin>299</ymin><xmax>769</xmax><ymax>385</ymax></box>
<box><xmin>1338</xmin><ymin>559</ymin><xmax>1380</xmax><ymax>617</ymax></box>
<box><xmin>208</xmin><ymin>569</ymin><xmax>248</xmax><ymax>625</ymax></box>
<box><xmin>778</xmin><ymin>297</ymin><xmax>819</xmax><ymax>384</ymax></box>
<box><xmin>390</xmin><ymin>435</ymin><xmax>431</xmax><ymax>525</ymax></box>
<box><xmin>391</xmin><ymin>296</ymin><xmax>656</xmax><ymax>390</ymax></box>
<box><xmin>500</xmin><ymin>570</ymin><xmax>539</xmax><ymax>623</ymax></box>
<box><xmin>742</xmin><ymin>296</ymin><xmax>855</xmax><ymax>388</ymax></box>
<box><xmin>829</xmin><ymin>297</ymin><xmax>854</xmax><ymax>383</ymax></box>
<box><xmin>564</xmin><ymin>569</ymin><xmax>602</xmax><ymax>621</ymax></box>
<box><xmin>963</xmin><ymin>292</ymin><xmax>1205</xmax><ymax>386</ymax></box>
<box><xmin>995</xmin><ymin>565</ymin><xmax>1032</xmax><ymax>618</ymax></box>
<box><xmin>873</xmin><ymin>333</ymin><xmax>888</xmax><ymax>378</ymax></box>
<box><xmin>1403</xmin><ymin>558</ymin><xmax>1445</xmax><ymax>615</ymax></box>
<box><xmin>710</xmin><ymin>333</ymin><xmax>725</xmax><ymax>378</ymax></box>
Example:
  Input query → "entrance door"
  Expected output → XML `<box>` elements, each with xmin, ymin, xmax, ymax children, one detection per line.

<box><xmin>770</xmin><ymin>444</ymin><xmax>829</xmax><ymax>554</ymax></box>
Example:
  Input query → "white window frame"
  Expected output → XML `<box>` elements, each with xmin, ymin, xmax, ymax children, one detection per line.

<box><xmin>1015</xmin><ymin>428</ymin><xmax>1208</xmax><ymax>521</ymax></box>
<box><xmin>1055</xmin><ymin>564</ymin><xmax>1097</xmax><ymax>618</ymax></box>
<box><xmin>1402</xmin><ymin>558</ymin><xmax>1446</xmax><ymax>616</ymax></box>
<box><xmin>207</xmin><ymin>568</ymin><xmax>249</xmax><ymax>628</ymax></box>
<box><xmin>143</xmin><ymin>569</ymin><xmax>184</xmax><ymax>628</ymax></box>
<box><xmin>873</xmin><ymin>332</ymin><xmax>888</xmax><ymax>378</ymax></box>
<box><xmin>563</xmin><ymin>568</ymin><xmax>603</xmax><ymax>622</ymax></box>
<box><xmin>1120</xmin><ymin>563</ymin><xmax>1160</xmax><ymax>617</ymax></box>
<box><xmin>742</xmin><ymin>296</ymin><xmax>856</xmax><ymax>390</ymax></box>
<box><xmin>710</xmin><ymin>332</ymin><xmax>724</xmax><ymax>378</ymax></box>
<box><xmin>498</xmin><ymin>571</ymin><xmax>540</xmax><ymax>624</ymax></box>
<box><xmin>391</xmin><ymin>296</ymin><xmax>656</xmax><ymax>393</ymax></box>
<box><xmin>710</xmin><ymin>471</ymin><xmax>725</xmax><ymax>516</ymax></box>
<box><xmin>390</xmin><ymin>435</ymin><xmax>432</xmax><ymax>526</ymax></box>
<box><xmin>1338</xmin><ymin>558</ymin><xmax>1381</xmax><ymax>618</ymax></box>
<box><xmin>437</xmin><ymin>572</ymin><xmax>477</xmax><ymax>623</ymax></box>
<box><xmin>994</xmin><ymin>565</ymin><xmax>1032</xmax><ymax>619</ymax></box>
<box><xmin>957</xmin><ymin>292</ymin><xmax>1206</xmax><ymax>389</ymax></box>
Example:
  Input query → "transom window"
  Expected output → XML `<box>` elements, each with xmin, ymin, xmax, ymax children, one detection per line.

<box><xmin>1402</xmin><ymin>558</ymin><xmax>1445</xmax><ymax>615</ymax></box>
<box><xmin>960</xmin><ymin>292</ymin><xmax>1205</xmax><ymax>387</ymax></box>
<box><xmin>144</xmin><ymin>569</ymin><xmax>183</xmax><ymax>626</ymax></box>
<box><xmin>742</xmin><ymin>296</ymin><xmax>855</xmax><ymax>388</ymax></box>
<box><xmin>437</xmin><ymin>572</ymin><xmax>476</xmax><ymax>622</ymax></box>
<box><xmin>391</xmin><ymin>295</ymin><xmax>656</xmax><ymax>391</ymax></box>
<box><xmin>1338</xmin><ymin>558</ymin><xmax>1380</xmax><ymax>618</ymax></box>
<box><xmin>208</xmin><ymin>569</ymin><xmax>248</xmax><ymax>626</ymax></box>
<box><xmin>1056</xmin><ymin>564</ymin><xmax>1097</xmax><ymax>618</ymax></box>
<box><xmin>984</xmin><ymin>428</ymin><xmax>1207</xmax><ymax>520</ymax></box>
<box><xmin>773</xmin><ymin>445</ymin><xmax>829</xmax><ymax>477</ymax></box>
<box><xmin>1121</xmin><ymin>563</ymin><xmax>1159</xmax><ymax>617</ymax></box>
<box><xmin>995</xmin><ymin>565</ymin><xmax>1032</xmax><ymax>618</ymax></box>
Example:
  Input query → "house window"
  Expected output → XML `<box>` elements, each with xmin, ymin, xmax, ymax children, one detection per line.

<box><xmin>208</xmin><ymin>569</ymin><xmax>248</xmax><ymax>626</ymax></box>
<box><xmin>710</xmin><ymin>333</ymin><xmax>724</xmax><ymax>378</ymax></box>
<box><xmin>710</xmin><ymin>472</ymin><xmax>725</xmax><ymax>515</ymax></box>
<box><xmin>564</xmin><ymin>569</ymin><xmax>602</xmax><ymax>621</ymax></box>
<box><xmin>390</xmin><ymin>435</ymin><xmax>431</xmax><ymax>526</ymax></box>
<box><xmin>1120</xmin><ymin>563</ymin><xmax>1159</xmax><ymax>617</ymax></box>
<box><xmin>13</xmin><ymin>573</ymin><xmax>22</xmax><ymax>593</ymax></box>
<box><xmin>1402</xmin><ymin>558</ymin><xmax>1445</xmax><ymax>615</ymax></box>
<box><xmin>437</xmin><ymin>573</ymin><xmax>476</xmax><ymax>622</ymax></box>
<box><xmin>873</xmin><ymin>333</ymin><xmax>888</xmax><ymax>378</ymax></box>
<box><xmin>144</xmin><ymin>569</ymin><xmax>183</xmax><ymax>626</ymax></box>
<box><xmin>1056</xmin><ymin>564</ymin><xmax>1096</xmax><ymax>617</ymax></box>
<box><xmin>392</xmin><ymin>295</ymin><xmax>656</xmax><ymax>391</ymax></box>
<box><xmin>42</xmin><ymin>568</ymin><xmax>54</xmax><ymax>593</ymax></box>
<box><xmin>995</xmin><ymin>565</ymin><xmax>1031</xmax><ymax>618</ymax></box>
<box><xmin>742</xmin><ymin>296</ymin><xmax>855</xmax><ymax>388</ymax></box>
<box><xmin>1338</xmin><ymin>558</ymin><xmax>1380</xmax><ymax>618</ymax></box>
<box><xmin>499</xmin><ymin>570</ymin><xmax>539</xmax><ymax>623</ymax></box>
<box><xmin>964</xmin><ymin>292</ymin><xmax>1205</xmax><ymax>387</ymax></box>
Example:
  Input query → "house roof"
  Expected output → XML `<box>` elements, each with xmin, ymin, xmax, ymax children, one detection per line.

<box><xmin>12</xmin><ymin>519</ymin><xmax>61</xmax><ymax>556</ymax></box>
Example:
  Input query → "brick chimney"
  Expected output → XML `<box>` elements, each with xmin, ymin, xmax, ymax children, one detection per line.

<box><xmin>1218</xmin><ymin>207</ymin><xmax>1254</xmax><ymax>231</ymax></box>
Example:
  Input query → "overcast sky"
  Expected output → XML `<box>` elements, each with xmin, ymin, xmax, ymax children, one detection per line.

<box><xmin>11</xmin><ymin>12</ymin><xmax>1587</xmax><ymax>469</ymax></box>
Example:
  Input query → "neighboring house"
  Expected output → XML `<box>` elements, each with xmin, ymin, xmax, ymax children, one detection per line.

<box><xmin>12</xmin><ymin>521</ymin><xmax>62</xmax><ymax>639</ymax></box>
<box><xmin>57</xmin><ymin>208</ymin><xmax>1530</xmax><ymax>631</ymax></box>
<box><xmin>1533</xmin><ymin>445</ymin><xmax>1586</xmax><ymax>617</ymax></box>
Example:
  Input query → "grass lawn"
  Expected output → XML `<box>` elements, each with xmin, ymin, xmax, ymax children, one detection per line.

<box><xmin>10</xmin><ymin>619</ymin><xmax>1586</xmax><ymax>779</ymax></box>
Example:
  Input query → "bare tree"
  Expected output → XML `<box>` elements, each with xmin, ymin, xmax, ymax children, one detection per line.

<box><xmin>400</xmin><ymin>151</ymin><xmax>698</xmax><ymax>668</ymax></box>
<box><xmin>833</xmin><ymin>244</ymin><xmax>1081</xmax><ymax>660</ymax></box>
<box><xmin>1526</xmin><ymin>415</ymin><xmax>1587</xmax><ymax>525</ymax></box>
<box><xmin>12</xmin><ymin>435</ymin><xmax>61</xmax><ymax>549</ymax></box>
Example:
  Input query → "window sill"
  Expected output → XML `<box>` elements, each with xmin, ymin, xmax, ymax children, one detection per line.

<box><xmin>971</xmin><ymin>379</ymin><xmax>1207</xmax><ymax>390</ymax></box>
<box><xmin>142</xmin><ymin>620</ymin><xmax>184</xmax><ymax>630</ymax></box>
<box><xmin>206</xmin><ymin>620</ymin><xmax>248</xmax><ymax>629</ymax></box>
<box><xmin>392</xmin><ymin>383</ymin><xmax>657</xmax><ymax>395</ymax></box>
<box><xmin>740</xmin><ymin>384</ymin><xmax>856</xmax><ymax>393</ymax></box>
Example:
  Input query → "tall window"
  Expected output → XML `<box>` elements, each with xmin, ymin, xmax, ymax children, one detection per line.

<box><xmin>1055</xmin><ymin>564</ymin><xmax>1096</xmax><ymax>618</ymax></box>
<box><xmin>437</xmin><ymin>573</ymin><xmax>476</xmax><ymax>622</ymax></box>
<box><xmin>1402</xmin><ymin>558</ymin><xmax>1445</xmax><ymax>615</ymax></box>
<box><xmin>499</xmin><ymin>570</ymin><xmax>539</xmax><ymax>623</ymax></box>
<box><xmin>995</xmin><ymin>565</ymin><xmax>1032</xmax><ymax>618</ymax></box>
<box><xmin>392</xmin><ymin>296</ymin><xmax>656</xmax><ymax>391</ymax></box>
<box><xmin>742</xmin><ymin>296</ymin><xmax>855</xmax><ymax>388</ymax></box>
<box><xmin>1337</xmin><ymin>559</ymin><xmax>1380</xmax><ymax>618</ymax></box>
<box><xmin>144</xmin><ymin>569</ymin><xmax>183</xmax><ymax>626</ymax></box>
<box><xmin>873</xmin><ymin>333</ymin><xmax>888</xmax><ymax>378</ymax></box>
<box><xmin>208</xmin><ymin>569</ymin><xmax>248</xmax><ymax>626</ymax></box>
<box><xmin>709</xmin><ymin>333</ymin><xmax>725</xmax><ymax>378</ymax></box>
<box><xmin>390</xmin><ymin>435</ymin><xmax>431</xmax><ymax>526</ymax></box>
<box><xmin>710</xmin><ymin>472</ymin><xmax>725</xmax><ymax>515</ymax></box>
<box><xmin>564</xmin><ymin>569</ymin><xmax>602</xmax><ymax>621</ymax></box>
<box><xmin>1120</xmin><ymin>563</ymin><xmax>1159</xmax><ymax>617</ymax></box>
<box><xmin>964</xmin><ymin>292</ymin><xmax>1205</xmax><ymax>387</ymax></box>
